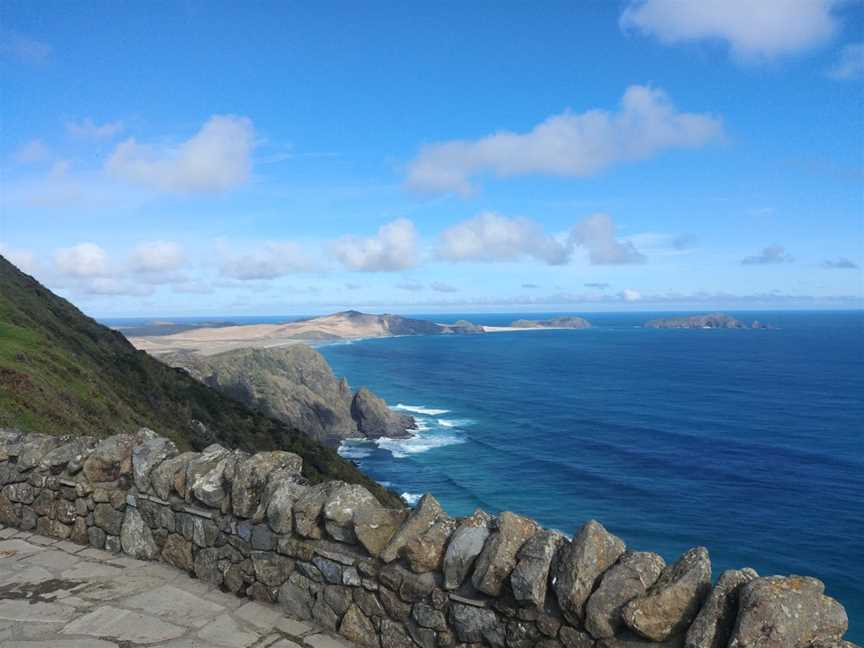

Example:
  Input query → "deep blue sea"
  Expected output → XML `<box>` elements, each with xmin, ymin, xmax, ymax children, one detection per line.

<box><xmin>316</xmin><ymin>311</ymin><xmax>863</xmax><ymax>641</ymax></box>
<box><xmin>108</xmin><ymin>310</ymin><xmax>864</xmax><ymax>639</ymax></box>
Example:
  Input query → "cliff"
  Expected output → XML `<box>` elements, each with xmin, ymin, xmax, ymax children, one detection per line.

<box><xmin>0</xmin><ymin>428</ymin><xmax>853</xmax><ymax>648</ymax></box>
<box><xmin>511</xmin><ymin>316</ymin><xmax>592</xmax><ymax>329</ymax></box>
<box><xmin>162</xmin><ymin>345</ymin><xmax>415</xmax><ymax>447</ymax></box>
<box><xmin>644</xmin><ymin>314</ymin><xmax>771</xmax><ymax>329</ymax></box>
<box><xmin>0</xmin><ymin>254</ymin><xmax>401</xmax><ymax>508</ymax></box>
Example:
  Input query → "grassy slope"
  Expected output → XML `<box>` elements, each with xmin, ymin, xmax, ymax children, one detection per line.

<box><xmin>0</xmin><ymin>255</ymin><xmax>401</xmax><ymax>507</ymax></box>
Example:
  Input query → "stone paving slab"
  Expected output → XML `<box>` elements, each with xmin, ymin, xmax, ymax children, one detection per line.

<box><xmin>0</xmin><ymin>526</ymin><xmax>357</xmax><ymax>647</ymax></box>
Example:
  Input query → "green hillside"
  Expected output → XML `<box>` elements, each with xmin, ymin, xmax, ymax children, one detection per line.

<box><xmin>0</xmin><ymin>255</ymin><xmax>401</xmax><ymax>507</ymax></box>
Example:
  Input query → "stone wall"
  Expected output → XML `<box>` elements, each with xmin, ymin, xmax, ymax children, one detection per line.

<box><xmin>0</xmin><ymin>428</ymin><xmax>855</xmax><ymax>648</ymax></box>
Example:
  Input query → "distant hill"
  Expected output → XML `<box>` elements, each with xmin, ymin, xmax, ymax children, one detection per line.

<box><xmin>0</xmin><ymin>255</ymin><xmax>401</xmax><ymax>507</ymax></box>
<box><xmin>510</xmin><ymin>316</ymin><xmax>591</xmax><ymax>329</ymax></box>
<box><xmin>129</xmin><ymin>309</ymin><xmax>484</xmax><ymax>355</ymax></box>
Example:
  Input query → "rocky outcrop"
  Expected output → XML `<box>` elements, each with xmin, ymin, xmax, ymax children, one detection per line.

<box><xmin>164</xmin><ymin>345</ymin><xmax>415</xmax><ymax>446</ymax></box>
<box><xmin>644</xmin><ymin>314</ymin><xmax>771</xmax><ymax>330</ymax></box>
<box><xmin>511</xmin><ymin>316</ymin><xmax>592</xmax><ymax>329</ymax></box>
<box><xmin>0</xmin><ymin>429</ymin><xmax>854</xmax><ymax>648</ymax></box>
<box><xmin>351</xmin><ymin>387</ymin><xmax>415</xmax><ymax>439</ymax></box>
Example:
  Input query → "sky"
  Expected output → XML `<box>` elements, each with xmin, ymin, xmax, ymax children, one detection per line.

<box><xmin>1</xmin><ymin>0</ymin><xmax>863</xmax><ymax>317</ymax></box>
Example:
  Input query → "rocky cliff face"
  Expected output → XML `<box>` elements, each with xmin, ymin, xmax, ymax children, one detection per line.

<box><xmin>163</xmin><ymin>345</ymin><xmax>415</xmax><ymax>447</ymax></box>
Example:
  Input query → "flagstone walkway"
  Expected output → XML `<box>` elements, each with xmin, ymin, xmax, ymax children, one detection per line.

<box><xmin>0</xmin><ymin>526</ymin><xmax>355</xmax><ymax>648</ymax></box>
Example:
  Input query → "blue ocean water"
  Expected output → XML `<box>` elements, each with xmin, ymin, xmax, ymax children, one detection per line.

<box><xmin>316</xmin><ymin>311</ymin><xmax>864</xmax><ymax>641</ymax></box>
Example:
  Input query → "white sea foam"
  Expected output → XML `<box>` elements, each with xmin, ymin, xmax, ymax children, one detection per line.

<box><xmin>374</xmin><ymin>427</ymin><xmax>466</xmax><ymax>459</ymax></box>
<box><xmin>401</xmin><ymin>492</ymin><xmax>422</xmax><ymax>505</ymax></box>
<box><xmin>394</xmin><ymin>404</ymin><xmax>450</xmax><ymax>416</ymax></box>
<box><xmin>437</xmin><ymin>418</ymin><xmax>475</xmax><ymax>428</ymax></box>
<box><xmin>337</xmin><ymin>441</ymin><xmax>373</xmax><ymax>460</ymax></box>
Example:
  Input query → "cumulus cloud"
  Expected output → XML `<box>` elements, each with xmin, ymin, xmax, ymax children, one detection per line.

<box><xmin>54</xmin><ymin>242</ymin><xmax>109</xmax><ymax>277</ymax></box>
<box><xmin>437</xmin><ymin>212</ymin><xmax>644</xmax><ymax>266</ymax></box>
<box><xmin>431</xmin><ymin>281</ymin><xmax>459</xmax><ymax>293</ymax></box>
<box><xmin>571</xmin><ymin>213</ymin><xmax>646</xmax><ymax>265</ymax></box>
<box><xmin>406</xmin><ymin>85</ymin><xmax>722</xmax><ymax>194</ymax></box>
<box><xmin>437</xmin><ymin>212</ymin><xmax>570</xmax><ymax>264</ymax></box>
<box><xmin>66</xmin><ymin>118</ymin><xmax>124</xmax><ymax>139</ymax></box>
<box><xmin>620</xmin><ymin>0</ymin><xmax>839</xmax><ymax>61</ymax></box>
<box><xmin>741</xmin><ymin>245</ymin><xmax>794</xmax><ymax>265</ymax></box>
<box><xmin>130</xmin><ymin>241</ymin><xmax>185</xmax><ymax>273</ymax></box>
<box><xmin>106</xmin><ymin>115</ymin><xmax>254</xmax><ymax>193</ymax></box>
<box><xmin>0</xmin><ymin>243</ymin><xmax>37</xmax><ymax>274</ymax></box>
<box><xmin>12</xmin><ymin>139</ymin><xmax>50</xmax><ymax>164</ymax></box>
<box><xmin>822</xmin><ymin>257</ymin><xmax>859</xmax><ymax>269</ymax></box>
<box><xmin>219</xmin><ymin>242</ymin><xmax>318</xmax><ymax>280</ymax></box>
<box><xmin>621</xmin><ymin>288</ymin><xmax>642</xmax><ymax>302</ymax></box>
<box><xmin>0</xmin><ymin>30</ymin><xmax>51</xmax><ymax>64</ymax></box>
<box><xmin>332</xmin><ymin>218</ymin><xmax>419</xmax><ymax>272</ymax></box>
<box><xmin>828</xmin><ymin>43</ymin><xmax>864</xmax><ymax>80</ymax></box>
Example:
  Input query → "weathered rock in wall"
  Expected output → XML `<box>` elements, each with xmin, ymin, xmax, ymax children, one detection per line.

<box><xmin>0</xmin><ymin>427</ymin><xmax>855</xmax><ymax>648</ymax></box>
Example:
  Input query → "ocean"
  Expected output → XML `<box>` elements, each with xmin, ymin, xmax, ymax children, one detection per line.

<box><xmin>316</xmin><ymin>310</ymin><xmax>864</xmax><ymax>640</ymax></box>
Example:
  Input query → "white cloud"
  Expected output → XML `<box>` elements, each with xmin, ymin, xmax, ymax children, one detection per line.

<box><xmin>620</xmin><ymin>0</ymin><xmax>839</xmax><ymax>61</ymax></box>
<box><xmin>0</xmin><ymin>243</ymin><xmax>37</xmax><ymax>274</ymax></box>
<box><xmin>106</xmin><ymin>115</ymin><xmax>254</xmax><ymax>193</ymax></box>
<box><xmin>54</xmin><ymin>243</ymin><xmax>109</xmax><ymax>277</ymax></box>
<box><xmin>219</xmin><ymin>242</ymin><xmax>318</xmax><ymax>280</ymax></box>
<box><xmin>437</xmin><ymin>212</ymin><xmax>570</xmax><ymax>264</ymax></box>
<box><xmin>437</xmin><ymin>212</ymin><xmax>644</xmax><ymax>266</ymax></box>
<box><xmin>332</xmin><ymin>218</ymin><xmax>419</xmax><ymax>272</ymax></box>
<box><xmin>571</xmin><ymin>213</ymin><xmax>646</xmax><ymax>265</ymax></box>
<box><xmin>12</xmin><ymin>139</ymin><xmax>50</xmax><ymax>164</ymax></box>
<box><xmin>621</xmin><ymin>288</ymin><xmax>642</xmax><ymax>302</ymax></box>
<box><xmin>828</xmin><ymin>43</ymin><xmax>864</xmax><ymax>80</ymax></box>
<box><xmin>130</xmin><ymin>241</ymin><xmax>185</xmax><ymax>273</ymax></box>
<box><xmin>406</xmin><ymin>85</ymin><xmax>722</xmax><ymax>194</ymax></box>
<box><xmin>741</xmin><ymin>245</ymin><xmax>794</xmax><ymax>265</ymax></box>
<box><xmin>0</xmin><ymin>30</ymin><xmax>51</xmax><ymax>64</ymax></box>
<box><xmin>66</xmin><ymin>118</ymin><xmax>124</xmax><ymax>139</ymax></box>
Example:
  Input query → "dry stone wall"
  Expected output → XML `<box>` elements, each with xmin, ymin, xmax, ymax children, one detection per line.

<box><xmin>0</xmin><ymin>428</ymin><xmax>855</xmax><ymax>648</ymax></box>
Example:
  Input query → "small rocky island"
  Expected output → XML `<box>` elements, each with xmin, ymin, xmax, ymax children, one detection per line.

<box><xmin>644</xmin><ymin>313</ymin><xmax>772</xmax><ymax>329</ymax></box>
<box><xmin>510</xmin><ymin>316</ymin><xmax>592</xmax><ymax>329</ymax></box>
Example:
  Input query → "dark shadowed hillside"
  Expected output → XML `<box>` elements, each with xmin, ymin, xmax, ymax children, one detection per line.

<box><xmin>0</xmin><ymin>255</ymin><xmax>401</xmax><ymax>507</ymax></box>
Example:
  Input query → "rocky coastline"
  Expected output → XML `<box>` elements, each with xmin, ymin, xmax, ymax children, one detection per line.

<box><xmin>510</xmin><ymin>316</ymin><xmax>592</xmax><ymax>329</ymax></box>
<box><xmin>163</xmin><ymin>345</ymin><xmax>416</xmax><ymax>447</ymax></box>
<box><xmin>644</xmin><ymin>314</ymin><xmax>772</xmax><ymax>330</ymax></box>
<box><xmin>0</xmin><ymin>427</ymin><xmax>854</xmax><ymax>648</ymax></box>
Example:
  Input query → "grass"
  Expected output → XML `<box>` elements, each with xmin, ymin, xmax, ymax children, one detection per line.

<box><xmin>0</xmin><ymin>255</ymin><xmax>402</xmax><ymax>508</ymax></box>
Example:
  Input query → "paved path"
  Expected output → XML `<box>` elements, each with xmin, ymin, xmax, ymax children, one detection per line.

<box><xmin>0</xmin><ymin>527</ymin><xmax>355</xmax><ymax>648</ymax></box>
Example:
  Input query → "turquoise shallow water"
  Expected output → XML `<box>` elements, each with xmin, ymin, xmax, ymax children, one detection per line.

<box><xmin>315</xmin><ymin>311</ymin><xmax>864</xmax><ymax>641</ymax></box>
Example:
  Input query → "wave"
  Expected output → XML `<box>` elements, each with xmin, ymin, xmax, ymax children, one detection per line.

<box><xmin>437</xmin><ymin>418</ymin><xmax>475</xmax><ymax>428</ymax></box>
<box><xmin>336</xmin><ymin>441</ymin><xmax>373</xmax><ymax>460</ymax></box>
<box><xmin>394</xmin><ymin>403</ymin><xmax>450</xmax><ymax>416</ymax></box>
<box><xmin>374</xmin><ymin>427</ymin><xmax>466</xmax><ymax>459</ymax></box>
<box><xmin>401</xmin><ymin>492</ymin><xmax>422</xmax><ymax>505</ymax></box>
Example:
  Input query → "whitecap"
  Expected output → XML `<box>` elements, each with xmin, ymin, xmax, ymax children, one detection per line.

<box><xmin>401</xmin><ymin>492</ymin><xmax>422</xmax><ymax>505</ymax></box>
<box><xmin>374</xmin><ymin>429</ymin><xmax>466</xmax><ymax>459</ymax></box>
<box><xmin>394</xmin><ymin>403</ymin><xmax>450</xmax><ymax>416</ymax></box>
<box><xmin>437</xmin><ymin>418</ymin><xmax>475</xmax><ymax>428</ymax></box>
<box><xmin>337</xmin><ymin>441</ymin><xmax>373</xmax><ymax>460</ymax></box>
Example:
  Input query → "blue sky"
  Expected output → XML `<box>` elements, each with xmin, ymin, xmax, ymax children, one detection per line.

<box><xmin>1</xmin><ymin>0</ymin><xmax>862</xmax><ymax>316</ymax></box>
